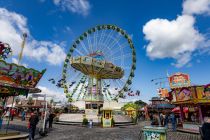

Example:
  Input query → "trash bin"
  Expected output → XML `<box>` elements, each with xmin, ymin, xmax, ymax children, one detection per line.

<box><xmin>142</xmin><ymin>126</ymin><xmax>167</xmax><ymax>140</ymax></box>
<box><xmin>88</xmin><ymin>119</ymin><xmax>93</xmax><ymax>128</ymax></box>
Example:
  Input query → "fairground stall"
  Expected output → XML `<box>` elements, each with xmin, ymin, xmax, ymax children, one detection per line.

<box><xmin>169</xmin><ymin>72</ymin><xmax>210</xmax><ymax>132</ymax></box>
<box><xmin>0</xmin><ymin>59</ymin><xmax>46</xmax><ymax>134</ymax></box>
<box><xmin>0</xmin><ymin>41</ymin><xmax>45</xmax><ymax>137</ymax></box>
<box><xmin>147</xmin><ymin>97</ymin><xmax>175</xmax><ymax>117</ymax></box>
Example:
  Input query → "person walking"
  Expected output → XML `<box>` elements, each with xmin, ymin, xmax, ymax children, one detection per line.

<box><xmin>164</xmin><ymin>114</ymin><xmax>169</xmax><ymax>128</ymax></box>
<box><xmin>10</xmin><ymin>108</ymin><xmax>15</xmax><ymax>121</ymax></box>
<box><xmin>201</xmin><ymin>118</ymin><xmax>210</xmax><ymax>140</ymax></box>
<box><xmin>49</xmin><ymin>112</ymin><xmax>55</xmax><ymax>129</ymax></box>
<box><xmin>28</xmin><ymin>112</ymin><xmax>39</xmax><ymax>140</ymax></box>
<box><xmin>160</xmin><ymin>113</ymin><xmax>164</xmax><ymax>126</ymax></box>
<box><xmin>170</xmin><ymin>113</ymin><xmax>176</xmax><ymax>131</ymax></box>
<box><xmin>21</xmin><ymin>110</ymin><xmax>26</xmax><ymax>121</ymax></box>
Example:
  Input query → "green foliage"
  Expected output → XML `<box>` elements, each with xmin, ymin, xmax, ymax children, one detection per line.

<box><xmin>121</xmin><ymin>102</ymin><xmax>138</xmax><ymax>110</ymax></box>
<box><xmin>122</xmin><ymin>100</ymin><xmax>147</xmax><ymax>111</ymax></box>
<box><xmin>28</xmin><ymin>96</ymin><xmax>33</xmax><ymax>105</ymax></box>
<box><xmin>134</xmin><ymin>100</ymin><xmax>147</xmax><ymax>107</ymax></box>
<box><xmin>111</xmin><ymin>118</ymin><xmax>115</xmax><ymax>127</ymax></box>
<box><xmin>50</xmin><ymin>99</ymin><xmax>54</xmax><ymax>104</ymax></box>
<box><xmin>82</xmin><ymin>118</ymin><xmax>88</xmax><ymax>125</ymax></box>
<box><xmin>54</xmin><ymin>108</ymin><xmax>62</xmax><ymax>114</ymax></box>
<box><xmin>101</xmin><ymin>116</ymin><xmax>103</xmax><ymax>124</ymax></box>
<box><xmin>132</xmin><ymin>117</ymin><xmax>137</xmax><ymax>124</ymax></box>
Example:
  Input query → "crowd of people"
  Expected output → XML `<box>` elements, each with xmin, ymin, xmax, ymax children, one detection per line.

<box><xmin>148</xmin><ymin>112</ymin><xmax>178</xmax><ymax>131</ymax></box>
<box><xmin>0</xmin><ymin>107</ymin><xmax>55</xmax><ymax>140</ymax></box>
<box><xmin>28</xmin><ymin>110</ymin><xmax>55</xmax><ymax>140</ymax></box>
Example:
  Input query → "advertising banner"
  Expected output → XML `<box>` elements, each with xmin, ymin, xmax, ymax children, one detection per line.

<box><xmin>158</xmin><ymin>88</ymin><xmax>169</xmax><ymax>98</ymax></box>
<box><xmin>176</xmin><ymin>88</ymin><xmax>192</xmax><ymax>101</ymax></box>
<box><xmin>169</xmin><ymin>73</ymin><xmax>190</xmax><ymax>89</ymax></box>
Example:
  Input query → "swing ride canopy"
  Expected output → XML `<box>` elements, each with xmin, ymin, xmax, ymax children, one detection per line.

<box><xmin>70</xmin><ymin>55</ymin><xmax>124</xmax><ymax>79</ymax></box>
<box><xmin>0</xmin><ymin>59</ymin><xmax>46</xmax><ymax>97</ymax></box>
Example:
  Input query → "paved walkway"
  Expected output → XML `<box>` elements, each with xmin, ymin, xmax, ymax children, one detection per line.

<box><xmin>1</xmin><ymin>119</ymin><xmax>201</xmax><ymax>140</ymax></box>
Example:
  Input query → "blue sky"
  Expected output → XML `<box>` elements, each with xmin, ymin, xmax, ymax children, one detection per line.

<box><xmin>0</xmin><ymin>0</ymin><xmax>209</xmax><ymax>102</ymax></box>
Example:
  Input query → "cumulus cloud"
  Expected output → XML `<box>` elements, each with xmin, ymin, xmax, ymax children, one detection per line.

<box><xmin>12</xmin><ymin>58</ymin><xmax>28</xmax><ymax>67</ymax></box>
<box><xmin>143</xmin><ymin>15</ymin><xmax>204</xmax><ymax>67</ymax></box>
<box><xmin>0</xmin><ymin>8</ymin><xmax>66</xmax><ymax>65</ymax></box>
<box><xmin>183</xmin><ymin>0</ymin><xmax>210</xmax><ymax>15</ymax></box>
<box><xmin>38</xmin><ymin>86</ymin><xmax>67</xmax><ymax>102</ymax></box>
<box><xmin>53</xmin><ymin>0</ymin><xmax>91</xmax><ymax>16</ymax></box>
<box><xmin>143</xmin><ymin>0</ymin><xmax>210</xmax><ymax>67</ymax></box>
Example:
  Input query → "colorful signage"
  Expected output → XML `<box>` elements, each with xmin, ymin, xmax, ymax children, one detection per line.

<box><xmin>0</xmin><ymin>60</ymin><xmax>46</xmax><ymax>89</ymax></box>
<box><xmin>177</xmin><ymin>88</ymin><xmax>192</xmax><ymax>101</ymax></box>
<box><xmin>203</xmin><ymin>84</ymin><xmax>210</xmax><ymax>99</ymax></box>
<box><xmin>169</xmin><ymin>73</ymin><xmax>190</xmax><ymax>89</ymax></box>
<box><xmin>0</xmin><ymin>41</ymin><xmax>12</xmax><ymax>60</ymax></box>
<box><xmin>158</xmin><ymin>88</ymin><xmax>169</xmax><ymax>98</ymax></box>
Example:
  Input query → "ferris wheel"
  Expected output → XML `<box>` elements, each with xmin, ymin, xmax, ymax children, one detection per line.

<box><xmin>61</xmin><ymin>24</ymin><xmax>136</xmax><ymax>102</ymax></box>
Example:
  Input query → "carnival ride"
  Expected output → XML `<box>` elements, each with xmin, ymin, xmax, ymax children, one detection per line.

<box><xmin>58</xmin><ymin>24</ymin><xmax>137</xmax><ymax>105</ymax></box>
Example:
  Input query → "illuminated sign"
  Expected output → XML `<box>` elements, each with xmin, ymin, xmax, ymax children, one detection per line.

<box><xmin>169</xmin><ymin>73</ymin><xmax>190</xmax><ymax>89</ymax></box>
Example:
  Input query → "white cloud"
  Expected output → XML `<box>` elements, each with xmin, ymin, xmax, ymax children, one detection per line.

<box><xmin>183</xmin><ymin>0</ymin><xmax>210</xmax><ymax>15</ymax></box>
<box><xmin>38</xmin><ymin>86</ymin><xmax>67</xmax><ymax>102</ymax></box>
<box><xmin>12</xmin><ymin>58</ymin><xmax>28</xmax><ymax>67</ymax></box>
<box><xmin>143</xmin><ymin>15</ymin><xmax>204</xmax><ymax>67</ymax></box>
<box><xmin>0</xmin><ymin>8</ymin><xmax>66</xmax><ymax>65</ymax></box>
<box><xmin>53</xmin><ymin>0</ymin><xmax>91</xmax><ymax>16</ymax></box>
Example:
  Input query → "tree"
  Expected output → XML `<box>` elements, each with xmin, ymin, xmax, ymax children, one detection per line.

<box><xmin>28</xmin><ymin>96</ymin><xmax>33</xmax><ymax>105</ymax></box>
<box><xmin>122</xmin><ymin>100</ymin><xmax>147</xmax><ymax>111</ymax></box>
<box><xmin>15</xmin><ymin>96</ymin><xmax>20</xmax><ymax>104</ymax></box>
<box><xmin>121</xmin><ymin>102</ymin><xmax>138</xmax><ymax>110</ymax></box>
<box><xmin>134</xmin><ymin>100</ymin><xmax>147</xmax><ymax>108</ymax></box>
<box><xmin>50</xmin><ymin>99</ymin><xmax>54</xmax><ymax>105</ymax></box>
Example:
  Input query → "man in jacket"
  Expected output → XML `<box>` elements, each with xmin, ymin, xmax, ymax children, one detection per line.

<box><xmin>201</xmin><ymin>118</ymin><xmax>210</xmax><ymax>140</ymax></box>
<box><xmin>29</xmin><ymin>112</ymin><xmax>39</xmax><ymax>140</ymax></box>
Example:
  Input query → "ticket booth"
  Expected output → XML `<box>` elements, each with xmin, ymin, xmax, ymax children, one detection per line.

<box><xmin>102</xmin><ymin>108</ymin><xmax>113</xmax><ymax>128</ymax></box>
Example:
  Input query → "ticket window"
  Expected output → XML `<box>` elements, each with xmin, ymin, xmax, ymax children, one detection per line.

<box><xmin>103</xmin><ymin>110</ymin><xmax>112</xmax><ymax>119</ymax></box>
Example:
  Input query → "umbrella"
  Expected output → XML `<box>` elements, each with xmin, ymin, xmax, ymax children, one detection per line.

<box><xmin>183</xmin><ymin>107</ymin><xmax>189</xmax><ymax>113</ymax></box>
<box><xmin>172</xmin><ymin>107</ymin><xmax>188</xmax><ymax>113</ymax></box>
<box><xmin>172</xmin><ymin>107</ymin><xmax>180</xmax><ymax>113</ymax></box>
